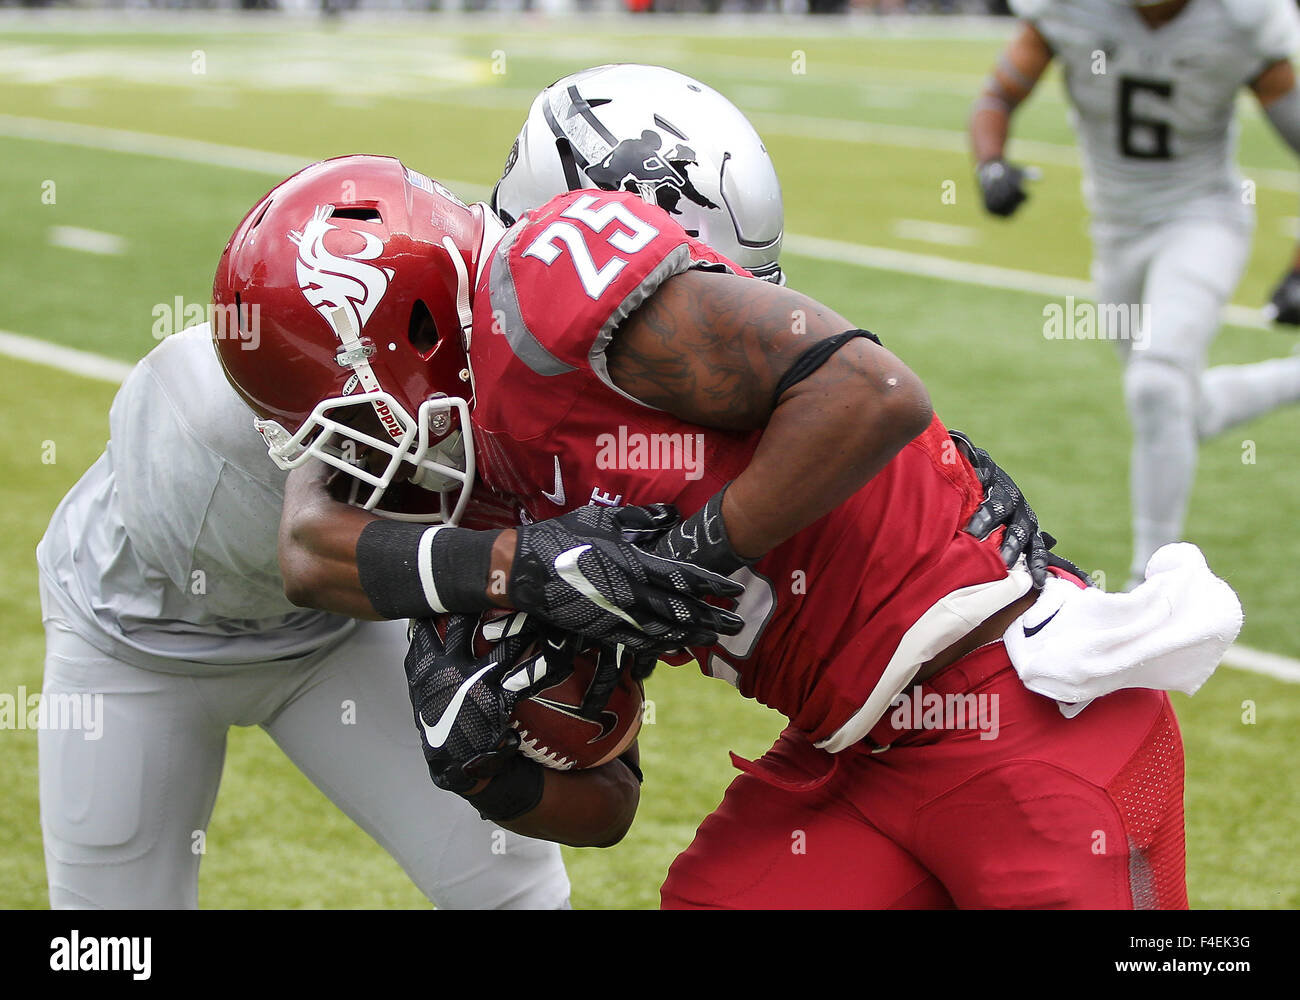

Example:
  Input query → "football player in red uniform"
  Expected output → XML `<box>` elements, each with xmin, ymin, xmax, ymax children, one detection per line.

<box><xmin>214</xmin><ymin>155</ymin><xmax>1187</xmax><ymax>908</ymax></box>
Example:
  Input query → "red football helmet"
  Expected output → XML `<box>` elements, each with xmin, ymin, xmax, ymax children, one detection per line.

<box><xmin>212</xmin><ymin>155</ymin><xmax>497</xmax><ymax>523</ymax></box>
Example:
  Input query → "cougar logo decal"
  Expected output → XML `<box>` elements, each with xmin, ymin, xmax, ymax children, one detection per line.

<box><xmin>289</xmin><ymin>205</ymin><xmax>394</xmax><ymax>341</ymax></box>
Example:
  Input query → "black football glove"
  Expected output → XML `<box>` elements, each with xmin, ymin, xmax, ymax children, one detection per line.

<box><xmin>1266</xmin><ymin>269</ymin><xmax>1300</xmax><ymax>326</ymax></box>
<box><xmin>952</xmin><ymin>430</ymin><xmax>1052</xmax><ymax>589</ymax></box>
<box><xmin>976</xmin><ymin>158</ymin><xmax>1029</xmax><ymax>217</ymax></box>
<box><xmin>653</xmin><ymin>486</ymin><xmax>755</xmax><ymax>578</ymax></box>
<box><xmin>619</xmin><ymin>485</ymin><xmax>757</xmax><ymax>671</ymax></box>
<box><xmin>953</xmin><ymin>431</ymin><xmax>1095</xmax><ymax>588</ymax></box>
<box><xmin>507</xmin><ymin>503</ymin><xmax>744</xmax><ymax>656</ymax></box>
<box><xmin>574</xmin><ymin>640</ymin><xmax>659</xmax><ymax>719</ymax></box>
<box><xmin>404</xmin><ymin>612</ymin><xmax>575</xmax><ymax>794</ymax></box>
<box><xmin>540</xmin><ymin>492</ymin><xmax>752</xmax><ymax>716</ymax></box>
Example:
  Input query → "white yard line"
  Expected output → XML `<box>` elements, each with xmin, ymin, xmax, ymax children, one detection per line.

<box><xmin>48</xmin><ymin>224</ymin><xmax>125</xmax><ymax>255</ymax></box>
<box><xmin>1219</xmin><ymin>644</ymin><xmax>1300</xmax><ymax>684</ymax></box>
<box><xmin>0</xmin><ymin>113</ymin><xmax>493</xmax><ymax>199</ymax></box>
<box><xmin>4</xmin><ymin>107</ymin><xmax>1296</xmax><ymax>198</ymax></box>
<box><xmin>891</xmin><ymin>218</ymin><xmax>980</xmax><ymax>247</ymax></box>
<box><xmin>0</xmin><ymin>114</ymin><xmax>1284</xmax><ymax>333</ymax></box>
<box><xmin>783</xmin><ymin>233</ymin><xmax>1272</xmax><ymax>330</ymax></box>
<box><xmin>0</xmin><ymin>113</ymin><xmax>322</xmax><ymax>179</ymax></box>
<box><xmin>0</xmin><ymin>328</ymin><xmax>134</xmax><ymax>383</ymax></box>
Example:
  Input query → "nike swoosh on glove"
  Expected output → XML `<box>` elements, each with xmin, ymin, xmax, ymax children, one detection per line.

<box><xmin>405</xmin><ymin>612</ymin><xmax>575</xmax><ymax>794</ymax></box>
<box><xmin>507</xmin><ymin>503</ymin><xmax>744</xmax><ymax>655</ymax></box>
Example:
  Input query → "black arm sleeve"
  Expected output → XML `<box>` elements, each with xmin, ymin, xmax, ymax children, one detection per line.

<box><xmin>355</xmin><ymin>520</ymin><xmax>497</xmax><ymax>619</ymax></box>
<box><xmin>770</xmin><ymin>329</ymin><xmax>882</xmax><ymax>412</ymax></box>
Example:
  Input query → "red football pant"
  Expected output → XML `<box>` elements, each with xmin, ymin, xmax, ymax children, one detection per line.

<box><xmin>661</xmin><ymin>644</ymin><xmax>1187</xmax><ymax>909</ymax></box>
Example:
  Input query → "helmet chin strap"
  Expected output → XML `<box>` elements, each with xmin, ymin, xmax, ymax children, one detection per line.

<box><xmin>445</xmin><ymin>229</ymin><xmax>487</xmax><ymax>402</ymax></box>
<box><xmin>442</xmin><ymin>236</ymin><xmax>474</xmax><ymax>344</ymax></box>
<box><xmin>327</xmin><ymin>305</ymin><xmax>406</xmax><ymax>446</ymax></box>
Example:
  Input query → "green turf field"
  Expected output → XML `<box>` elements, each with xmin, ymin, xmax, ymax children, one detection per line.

<box><xmin>1</xmin><ymin>13</ymin><xmax>1297</xmax><ymax>909</ymax></box>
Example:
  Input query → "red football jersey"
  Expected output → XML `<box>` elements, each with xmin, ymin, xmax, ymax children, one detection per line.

<box><xmin>470</xmin><ymin>190</ymin><xmax>1031</xmax><ymax>751</ymax></box>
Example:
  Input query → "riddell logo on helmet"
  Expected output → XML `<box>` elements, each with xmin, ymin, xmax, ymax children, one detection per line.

<box><xmin>372</xmin><ymin>398</ymin><xmax>406</xmax><ymax>442</ymax></box>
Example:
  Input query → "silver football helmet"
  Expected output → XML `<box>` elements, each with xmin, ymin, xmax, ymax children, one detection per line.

<box><xmin>492</xmin><ymin>64</ymin><xmax>785</xmax><ymax>283</ymax></box>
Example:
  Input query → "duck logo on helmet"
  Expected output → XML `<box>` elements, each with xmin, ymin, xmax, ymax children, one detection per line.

<box><xmin>289</xmin><ymin>205</ymin><xmax>395</xmax><ymax>346</ymax></box>
<box><xmin>586</xmin><ymin>129</ymin><xmax>719</xmax><ymax>219</ymax></box>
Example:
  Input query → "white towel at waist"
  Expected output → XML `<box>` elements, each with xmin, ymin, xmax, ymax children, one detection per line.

<box><xmin>1002</xmin><ymin>542</ymin><xmax>1243</xmax><ymax>718</ymax></box>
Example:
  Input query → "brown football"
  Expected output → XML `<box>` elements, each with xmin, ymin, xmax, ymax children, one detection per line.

<box><xmin>511</xmin><ymin>657</ymin><xmax>644</xmax><ymax>771</ymax></box>
<box><xmin>434</xmin><ymin>609</ymin><xmax>644</xmax><ymax>771</ymax></box>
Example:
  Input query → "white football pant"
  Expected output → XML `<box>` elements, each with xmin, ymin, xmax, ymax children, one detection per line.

<box><xmin>1092</xmin><ymin>214</ymin><xmax>1300</xmax><ymax>586</ymax></box>
<box><xmin>38</xmin><ymin>585</ymin><xmax>570</xmax><ymax>910</ymax></box>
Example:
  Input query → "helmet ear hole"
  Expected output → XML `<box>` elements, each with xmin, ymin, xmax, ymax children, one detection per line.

<box><xmin>250</xmin><ymin>199</ymin><xmax>273</xmax><ymax>230</ymax></box>
<box><xmin>409</xmin><ymin>300</ymin><xmax>439</xmax><ymax>358</ymax></box>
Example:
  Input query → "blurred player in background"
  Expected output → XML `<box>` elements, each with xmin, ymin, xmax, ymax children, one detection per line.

<box><xmin>972</xmin><ymin>0</ymin><xmax>1300</xmax><ymax>588</ymax></box>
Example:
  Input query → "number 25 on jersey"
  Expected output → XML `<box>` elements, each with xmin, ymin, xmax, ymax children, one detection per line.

<box><xmin>522</xmin><ymin>194</ymin><xmax>660</xmax><ymax>300</ymax></box>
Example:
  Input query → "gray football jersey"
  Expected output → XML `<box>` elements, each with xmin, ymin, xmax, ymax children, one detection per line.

<box><xmin>1011</xmin><ymin>0</ymin><xmax>1300</xmax><ymax>227</ymax></box>
<box><xmin>37</xmin><ymin>325</ymin><xmax>354</xmax><ymax>668</ymax></box>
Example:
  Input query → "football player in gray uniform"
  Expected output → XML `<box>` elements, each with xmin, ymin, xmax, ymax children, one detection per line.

<box><xmin>35</xmin><ymin>323</ymin><xmax>574</xmax><ymax>909</ymax></box>
<box><xmin>970</xmin><ymin>0</ymin><xmax>1300</xmax><ymax>587</ymax></box>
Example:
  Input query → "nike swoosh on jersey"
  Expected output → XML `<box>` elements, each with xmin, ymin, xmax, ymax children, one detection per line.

<box><xmin>555</xmin><ymin>545</ymin><xmax>639</xmax><ymax>628</ymax></box>
<box><xmin>421</xmin><ymin>662</ymin><xmax>496</xmax><ymax>749</ymax></box>
<box><xmin>541</xmin><ymin>455</ymin><xmax>565</xmax><ymax>506</ymax></box>
<box><xmin>1022</xmin><ymin>608</ymin><xmax>1061</xmax><ymax>638</ymax></box>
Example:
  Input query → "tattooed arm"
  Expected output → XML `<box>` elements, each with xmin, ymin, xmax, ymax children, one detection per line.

<box><xmin>606</xmin><ymin>269</ymin><xmax>932</xmax><ymax>560</ymax></box>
